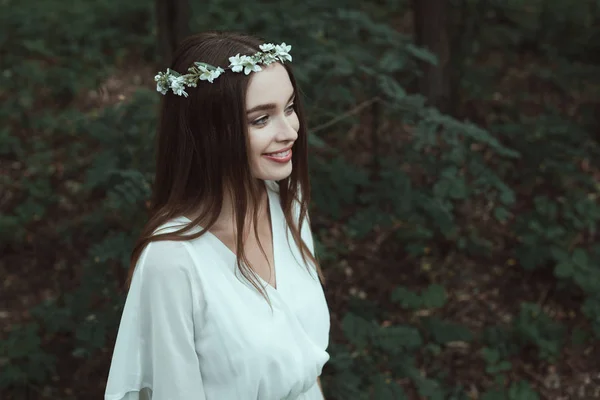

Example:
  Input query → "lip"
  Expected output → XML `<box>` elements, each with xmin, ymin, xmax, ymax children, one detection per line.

<box><xmin>263</xmin><ymin>148</ymin><xmax>293</xmax><ymax>163</ymax></box>
<box><xmin>263</xmin><ymin>145</ymin><xmax>293</xmax><ymax>155</ymax></box>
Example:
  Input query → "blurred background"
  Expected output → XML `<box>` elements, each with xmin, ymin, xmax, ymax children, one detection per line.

<box><xmin>1</xmin><ymin>0</ymin><xmax>600</xmax><ymax>399</ymax></box>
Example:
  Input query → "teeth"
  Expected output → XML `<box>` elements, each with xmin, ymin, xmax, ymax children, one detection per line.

<box><xmin>267</xmin><ymin>150</ymin><xmax>290</xmax><ymax>157</ymax></box>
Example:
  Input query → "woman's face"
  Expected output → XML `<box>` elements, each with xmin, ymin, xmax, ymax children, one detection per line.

<box><xmin>245</xmin><ymin>63</ymin><xmax>299</xmax><ymax>181</ymax></box>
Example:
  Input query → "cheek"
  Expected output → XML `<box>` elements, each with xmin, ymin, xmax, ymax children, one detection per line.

<box><xmin>247</xmin><ymin>130</ymin><xmax>268</xmax><ymax>157</ymax></box>
<box><xmin>291</xmin><ymin>114</ymin><xmax>300</xmax><ymax>131</ymax></box>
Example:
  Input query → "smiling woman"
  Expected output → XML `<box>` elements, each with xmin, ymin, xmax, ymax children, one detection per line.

<box><xmin>103</xmin><ymin>31</ymin><xmax>330</xmax><ymax>400</ymax></box>
<box><xmin>246</xmin><ymin>63</ymin><xmax>299</xmax><ymax>181</ymax></box>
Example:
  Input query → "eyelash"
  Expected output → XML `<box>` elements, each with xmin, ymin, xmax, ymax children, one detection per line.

<box><xmin>251</xmin><ymin>104</ymin><xmax>295</xmax><ymax>127</ymax></box>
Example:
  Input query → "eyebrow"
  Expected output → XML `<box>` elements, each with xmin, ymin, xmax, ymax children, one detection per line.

<box><xmin>246</xmin><ymin>93</ymin><xmax>295</xmax><ymax>115</ymax></box>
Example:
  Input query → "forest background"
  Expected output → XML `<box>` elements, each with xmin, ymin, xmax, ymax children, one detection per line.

<box><xmin>1</xmin><ymin>0</ymin><xmax>600</xmax><ymax>399</ymax></box>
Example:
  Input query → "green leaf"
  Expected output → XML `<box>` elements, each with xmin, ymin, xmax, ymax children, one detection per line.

<box><xmin>391</xmin><ymin>286</ymin><xmax>423</xmax><ymax>310</ymax></box>
<box><xmin>328</xmin><ymin>369</ymin><xmax>366</xmax><ymax>400</ymax></box>
<box><xmin>481</xmin><ymin>347</ymin><xmax>500</xmax><ymax>364</ymax></box>
<box><xmin>378</xmin><ymin>75</ymin><xmax>406</xmax><ymax>101</ymax></box>
<box><xmin>448</xmin><ymin>177</ymin><xmax>468</xmax><ymax>200</ymax></box>
<box><xmin>422</xmin><ymin>284</ymin><xmax>447</xmax><ymax>308</ymax></box>
<box><xmin>372</xmin><ymin>375</ymin><xmax>408</xmax><ymax>400</ymax></box>
<box><xmin>494</xmin><ymin>207</ymin><xmax>511</xmax><ymax>222</ymax></box>
<box><xmin>327</xmin><ymin>344</ymin><xmax>355</xmax><ymax>370</ymax></box>
<box><xmin>554</xmin><ymin>262</ymin><xmax>572</xmax><ymax>278</ymax></box>
<box><xmin>572</xmin><ymin>248</ymin><xmax>588</xmax><ymax>268</ymax></box>
<box><xmin>486</xmin><ymin>360</ymin><xmax>512</xmax><ymax>374</ymax></box>
<box><xmin>508</xmin><ymin>380</ymin><xmax>540</xmax><ymax>400</ymax></box>
<box><xmin>341</xmin><ymin>313</ymin><xmax>373</xmax><ymax>349</ymax></box>
<box><xmin>499</xmin><ymin>188</ymin><xmax>516</xmax><ymax>206</ymax></box>
<box><xmin>422</xmin><ymin>317</ymin><xmax>474</xmax><ymax>344</ymax></box>
<box><xmin>379</xmin><ymin>50</ymin><xmax>406</xmax><ymax>73</ymax></box>
<box><xmin>415</xmin><ymin>377</ymin><xmax>444</xmax><ymax>400</ymax></box>
<box><xmin>405</xmin><ymin>43</ymin><xmax>438</xmax><ymax>65</ymax></box>
<box><xmin>373</xmin><ymin>325</ymin><xmax>423</xmax><ymax>353</ymax></box>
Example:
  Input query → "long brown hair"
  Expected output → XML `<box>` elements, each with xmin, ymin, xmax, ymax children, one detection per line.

<box><xmin>128</xmin><ymin>31</ymin><xmax>322</xmax><ymax>302</ymax></box>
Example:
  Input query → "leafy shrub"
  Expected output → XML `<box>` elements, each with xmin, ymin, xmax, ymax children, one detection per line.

<box><xmin>1</xmin><ymin>0</ymin><xmax>599</xmax><ymax>398</ymax></box>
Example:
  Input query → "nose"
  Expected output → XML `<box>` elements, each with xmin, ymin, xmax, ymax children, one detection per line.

<box><xmin>276</xmin><ymin>115</ymin><xmax>298</xmax><ymax>143</ymax></box>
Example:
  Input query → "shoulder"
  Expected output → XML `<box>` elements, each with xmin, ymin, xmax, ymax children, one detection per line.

<box><xmin>139</xmin><ymin>217</ymin><xmax>219</xmax><ymax>276</ymax></box>
<box><xmin>133</xmin><ymin>235</ymin><xmax>206</xmax><ymax>306</ymax></box>
<box><xmin>137</xmin><ymin>240</ymin><xmax>194</xmax><ymax>282</ymax></box>
<box><xmin>152</xmin><ymin>216</ymin><xmax>192</xmax><ymax>236</ymax></box>
<box><xmin>127</xmin><ymin>238</ymin><xmax>206</xmax><ymax>323</ymax></box>
<box><xmin>135</xmin><ymin>218</ymin><xmax>195</xmax><ymax>275</ymax></box>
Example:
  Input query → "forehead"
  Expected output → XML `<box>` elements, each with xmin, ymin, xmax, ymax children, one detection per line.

<box><xmin>245</xmin><ymin>63</ymin><xmax>294</xmax><ymax>108</ymax></box>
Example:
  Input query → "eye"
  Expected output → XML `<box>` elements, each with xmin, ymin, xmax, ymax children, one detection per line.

<box><xmin>250</xmin><ymin>115</ymin><xmax>269</xmax><ymax>127</ymax></box>
<box><xmin>285</xmin><ymin>104</ymin><xmax>295</xmax><ymax>115</ymax></box>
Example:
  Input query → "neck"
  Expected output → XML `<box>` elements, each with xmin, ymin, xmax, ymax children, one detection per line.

<box><xmin>186</xmin><ymin>180</ymin><xmax>269</xmax><ymax>235</ymax></box>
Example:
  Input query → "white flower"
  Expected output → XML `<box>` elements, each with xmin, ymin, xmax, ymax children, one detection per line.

<box><xmin>154</xmin><ymin>41</ymin><xmax>293</xmax><ymax>94</ymax></box>
<box><xmin>169</xmin><ymin>75</ymin><xmax>185</xmax><ymax>89</ymax></box>
<box><xmin>169</xmin><ymin>76</ymin><xmax>188</xmax><ymax>97</ymax></box>
<box><xmin>259</xmin><ymin>43</ymin><xmax>276</xmax><ymax>52</ymax></box>
<box><xmin>229</xmin><ymin>54</ymin><xmax>263</xmax><ymax>75</ymax></box>
<box><xmin>275</xmin><ymin>43</ymin><xmax>292</xmax><ymax>62</ymax></box>
<box><xmin>229</xmin><ymin>54</ymin><xmax>253</xmax><ymax>73</ymax></box>
<box><xmin>197</xmin><ymin>64</ymin><xmax>212</xmax><ymax>81</ymax></box>
<box><xmin>156</xmin><ymin>82</ymin><xmax>168</xmax><ymax>95</ymax></box>
<box><xmin>195</xmin><ymin>65</ymin><xmax>223</xmax><ymax>83</ymax></box>
<box><xmin>174</xmin><ymin>87</ymin><xmax>188</xmax><ymax>97</ymax></box>
<box><xmin>276</xmin><ymin>43</ymin><xmax>291</xmax><ymax>53</ymax></box>
<box><xmin>243</xmin><ymin>63</ymin><xmax>262</xmax><ymax>75</ymax></box>
<box><xmin>209</xmin><ymin>67</ymin><xmax>224</xmax><ymax>82</ymax></box>
<box><xmin>154</xmin><ymin>72</ymin><xmax>170</xmax><ymax>95</ymax></box>
<box><xmin>260</xmin><ymin>52</ymin><xmax>278</xmax><ymax>65</ymax></box>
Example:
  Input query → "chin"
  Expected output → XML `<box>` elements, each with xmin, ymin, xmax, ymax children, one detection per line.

<box><xmin>254</xmin><ymin>163</ymin><xmax>293</xmax><ymax>181</ymax></box>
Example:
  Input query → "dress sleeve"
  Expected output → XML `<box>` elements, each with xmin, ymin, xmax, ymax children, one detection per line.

<box><xmin>104</xmin><ymin>240</ymin><xmax>206</xmax><ymax>400</ymax></box>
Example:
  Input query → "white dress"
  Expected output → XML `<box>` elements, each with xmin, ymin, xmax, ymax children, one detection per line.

<box><xmin>104</xmin><ymin>180</ymin><xmax>330</xmax><ymax>400</ymax></box>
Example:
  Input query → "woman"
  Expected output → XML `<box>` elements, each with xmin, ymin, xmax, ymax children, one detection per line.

<box><xmin>104</xmin><ymin>31</ymin><xmax>330</xmax><ymax>400</ymax></box>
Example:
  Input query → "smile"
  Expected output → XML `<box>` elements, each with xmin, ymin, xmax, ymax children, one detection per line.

<box><xmin>263</xmin><ymin>149</ymin><xmax>292</xmax><ymax>163</ymax></box>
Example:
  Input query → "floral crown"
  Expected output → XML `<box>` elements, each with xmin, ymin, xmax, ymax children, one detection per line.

<box><xmin>154</xmin><ymin>42</ymin><xmax>292</xmax><ymax>97</ymax></box>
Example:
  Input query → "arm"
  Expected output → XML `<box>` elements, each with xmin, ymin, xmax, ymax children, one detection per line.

<box><xmin>105</xmin><ymin>241</ymin><xmax>206</xmax><ymax>400</ymax></box>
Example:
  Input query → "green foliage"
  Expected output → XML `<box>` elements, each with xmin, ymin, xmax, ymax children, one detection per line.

<box><xmin>421</xmin><ymin>317</ymin><xmax>475</xmax><ymax>345</ymax></box>
<box><xmin>472</xmin><ymin>1</ymin><xmax>600</xmax><ymax>340</ymax></box>
<box><xmin>372</xmin><ymin>375</ymin><xmax>409</xmax><ymax>400</ymax></box>
<box><xmin>0</xmin><ymin>323</ymin><xmax>56</xmax><ymax>387</ymax></box>
<box><xmin>1</xmin><ymin>0</ymin><xmax>599</xmax><ymax>397</ymax></box>
<box><xmin>333</xmin><ymin>285</ymin><xmax>477</xmax><ymax>395</ymax></box>
<box><xmin>481</xmin><ymin>302</ymin><xmax>567</xmax><ymax>367</ymax></box>
<box><xmin>481</xmin><ymin>347</ymin><xmax>512</xmax><ymax>375</ymax></box>
<box><xmin>0</xmin><ymin>0</ymin><xmax>155</xmax><ymax>392</ymax></box>
<box><xmin>391</xmin><ymin>284</ymin><xmax>447</xmax><ymax>310</ymax></box>
<box><xmin>482</xmin><ymin>380</ymin><xmax>540</xmax><ymax>400</ymax></box>
<box><xmin>513</xmin><ymin>303</ymin><xmax>566</xmax><ymax>362</ymax></box>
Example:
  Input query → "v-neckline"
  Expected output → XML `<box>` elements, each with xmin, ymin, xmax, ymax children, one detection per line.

<box><xmin>179</xmin><ymin>181</ymin><xmax>280</xmax><ymax>293</ymax></box>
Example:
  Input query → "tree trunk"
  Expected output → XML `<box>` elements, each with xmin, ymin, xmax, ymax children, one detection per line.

<box><xmin>156</xmin><ymin>0</ymin><xmax>191</xmax><ymax>69</ymax></box>
<box><xmin>413</xmin><ymin>0</ymin><xmax>451</xmax><ymax>113</ymax></box>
